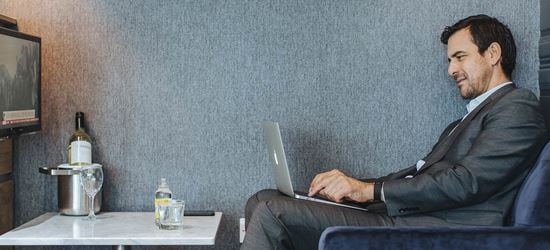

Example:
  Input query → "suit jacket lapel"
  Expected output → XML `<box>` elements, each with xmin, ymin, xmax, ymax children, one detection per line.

<box><xmin>416</xmin><ymin>84</ymin><xmax>517</xmax><ymax>175</ymax></box>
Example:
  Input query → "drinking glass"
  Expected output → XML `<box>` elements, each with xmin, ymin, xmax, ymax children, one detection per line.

<box><xmin>79</xmin><ymin>164</ymin><xmax>103</xmax><ymax>221</ymax></box>
<box><xmin>159</xmin><ymin>199</ymin><xmax>185</xmax><ymax>230</ymax></box>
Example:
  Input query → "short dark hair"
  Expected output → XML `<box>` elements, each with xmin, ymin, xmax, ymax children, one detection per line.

<box><xmin>440</xmin><ymin>14</ymin><xmax>516</xmax><ymax>79</ymax></box>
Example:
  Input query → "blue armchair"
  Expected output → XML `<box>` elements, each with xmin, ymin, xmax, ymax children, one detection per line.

<box><xmin>319</xmin><ymin>142</ymin><xmax>550</xmax><ymax>250</ymax></box>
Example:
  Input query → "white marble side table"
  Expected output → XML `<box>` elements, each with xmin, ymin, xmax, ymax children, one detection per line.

<box><xmin>0</xmin><ymin>212</ymin><xmax>222</xmax><ymax>249</ymax></box>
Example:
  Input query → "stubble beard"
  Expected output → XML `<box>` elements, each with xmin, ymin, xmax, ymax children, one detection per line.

<box><xmin>460</xmin><ymin>82</ymin><xmax>477</xmax><ymax>100</ymax></box>
<box><xmin>458</xmin><ymin>67</ymin><xmax>491</xmax><ymax>100</ymax></box>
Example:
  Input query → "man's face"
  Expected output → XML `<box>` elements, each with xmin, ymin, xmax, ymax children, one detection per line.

<box><xmin>447</xmin><ymin>28</ymin><xmax>493</xmax><ymax>99</ymax></box>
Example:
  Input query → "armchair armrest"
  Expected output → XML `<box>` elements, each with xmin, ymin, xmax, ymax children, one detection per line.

<box><xmin>319</xmin><ymin>226</ymin><xmax>550</xmax><ymax>250</ymax></box>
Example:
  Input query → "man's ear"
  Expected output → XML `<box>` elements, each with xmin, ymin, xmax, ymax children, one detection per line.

<box><xmin>485</xmin><ymin>42</ymin><xmax>502</xmax><ymax>66</ymax></box>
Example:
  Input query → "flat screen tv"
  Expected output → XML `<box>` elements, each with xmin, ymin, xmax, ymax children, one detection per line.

<box><xmin>0</xmin><ymin>27</ymin><xmax>41</xmax><ymax>138</ymax></box>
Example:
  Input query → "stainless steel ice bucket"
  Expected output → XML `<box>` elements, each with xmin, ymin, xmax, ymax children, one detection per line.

<box><xmin>39</xmin><ymin>166</ymin><xmax>101</xmax><ymax>216</ymax></box>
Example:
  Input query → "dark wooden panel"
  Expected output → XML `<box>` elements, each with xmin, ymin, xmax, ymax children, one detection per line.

<box><xmin>0</xmin><ymin>139</ymin><xmax>12</xmax><ymax>176</ymax></box>
<box><xmin>541</xmin><ymin>34</ymin><xmax>550</xmax><ymax>92</ymax></box>
<box><xmin>541</xmin><ymin>0</ymin><xmax>550</xmax><ymax>132</ymax></box>
<box><xmin>541</xmin><ymin>95</ymin><xmax>550</xmax><ymax>139</ymax></box>
<box><xmin>542</xmin><ymin>0</ymin><xmax>550</xmax><ymax>32</ymax></box>
<box><xmin>0</xmin><ymin>180</ymin><xmax>13</xmax><ymax>235</ymax></box>
<box><xmin>541</xmin><ymin>68</ymin><xmax>550</xmax><ymax>91</ymax></box>
<box><xmin>541</xmin><ymin>37</ymin><xmax>550</xmax><ymax>58</ymax></box>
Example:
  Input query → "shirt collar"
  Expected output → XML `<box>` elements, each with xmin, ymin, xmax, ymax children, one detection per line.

<box><xmin>466</xmin><ymin>82</ymin><xmax>513</xmax><ymax>114</ymax></box>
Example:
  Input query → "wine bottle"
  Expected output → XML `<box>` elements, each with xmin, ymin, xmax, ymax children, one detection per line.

<box><xmin>68</xmin><ymin>112</ymin><xmax>92</xmax><ymax>166</ymax></box>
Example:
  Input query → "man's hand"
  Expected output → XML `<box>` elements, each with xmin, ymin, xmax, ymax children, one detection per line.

<box><xmin>308</xmin><ymin>169</ymin><xmax>374</xmax><ymax>203</ymax></box>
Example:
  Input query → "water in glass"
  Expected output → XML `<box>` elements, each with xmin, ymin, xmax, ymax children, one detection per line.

<box><xmin>159</xmin><ymin>199</ymin><xmax>185</xmax><ymax>230</ymax></box>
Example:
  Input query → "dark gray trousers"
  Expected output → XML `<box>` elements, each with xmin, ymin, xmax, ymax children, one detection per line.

<box><xmin>241</xmin><ymin>189</ymin><xmax>397</xmax><ymax>250</ymax></box>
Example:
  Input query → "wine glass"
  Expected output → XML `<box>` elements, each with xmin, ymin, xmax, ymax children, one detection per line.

<box><xmin>79</xmin><ymin>164</ymin><xmax>103</xmax><ymax>221</ymax></box>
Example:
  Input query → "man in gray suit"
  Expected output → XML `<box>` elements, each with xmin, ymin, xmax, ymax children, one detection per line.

<box><xmin>242</xmin><ymin>14</ymin><xmax>547</xmax><ymax>249</ymax></box>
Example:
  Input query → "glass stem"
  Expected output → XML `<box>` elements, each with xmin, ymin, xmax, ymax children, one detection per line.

<box><xmin>88</xmin><ymin>195</ymin><xmax>96</xmax><ymax>221</ymax></box>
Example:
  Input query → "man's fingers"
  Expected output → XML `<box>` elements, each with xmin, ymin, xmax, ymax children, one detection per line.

<box><xmin>318</xmin><ymin>180</ymin><xmax>347</xmax><ymax>203</ymax></box>
<box><xmin>310</xmin><ymin>173</ymin><xmax>323</xmax><ymax>190</ymax></box>
<box><xmin>309</xmin><ymin>170</ymin><xmax>334</xmax><ymax>195</ymax></box>
<box><xmin>309</xmin><ymin>183</ymin><xmax>324</xmax><ymax>196</ymax></box>
<box><xmin>316</xmin><ymin>172</ymin><xmax>371</xmax><ymax>203</ymax></box>
<box><xmin>309</xmin><ymin>174</ymin><xmax>333</xmax><ymax>196</ymax></box>
<box><xmin>309</xmin><ymin>174</ymin><xmax>322</xmax><ymax>196</ymax></box>
<box><xmin>309</xmin><ymin>169</ymin><xmax>345</xmax><ymax>196</ymax></box>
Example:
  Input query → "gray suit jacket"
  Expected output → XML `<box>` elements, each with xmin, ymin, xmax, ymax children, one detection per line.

<box><xmin>378</xmin><ymin>84</ymin><xmax>547</xmax><ymax>226</ymax></box>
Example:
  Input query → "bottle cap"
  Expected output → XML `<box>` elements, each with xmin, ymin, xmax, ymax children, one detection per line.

<box><xmin>160</xmin><ymin>178</ymin><xmax>168</xmax><ymax>187</ymax></box>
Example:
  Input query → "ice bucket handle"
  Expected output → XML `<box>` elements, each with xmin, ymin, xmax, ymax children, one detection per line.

<box><xmin>39</xmin><ymin>166</ymin><xmax>80</xmax><ymax>176</ymax></box>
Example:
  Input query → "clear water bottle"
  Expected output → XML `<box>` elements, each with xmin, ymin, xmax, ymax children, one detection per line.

<box><xmin>155</xmin><ymin>178</ymin><xmax>172</xmax><ymax>226</ymax></box>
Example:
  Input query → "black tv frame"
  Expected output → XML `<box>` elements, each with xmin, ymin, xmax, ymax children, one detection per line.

<box><xmin>0</xmin><ymin>26</ymin><xmax>41</xmax><ymax>138</ymax></box>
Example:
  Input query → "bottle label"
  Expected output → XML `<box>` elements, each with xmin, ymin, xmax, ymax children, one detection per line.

<box><xmin>69</xmin><ymin>141</ymin><xmax>92</xmax><ymax>164</ymax></box>
<box><xmin>155</xmin><ymin>198</ymin><xmax>171</xmax><ymax>220</ymax></box>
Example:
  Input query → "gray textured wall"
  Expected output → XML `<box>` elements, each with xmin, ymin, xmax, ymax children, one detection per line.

<box><xmin>0</xmin><ymin>0</ymin><xmax>540</xmax><ymax>249</ymax></box>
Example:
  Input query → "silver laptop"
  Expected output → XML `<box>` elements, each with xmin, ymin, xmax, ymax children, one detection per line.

<box><xmin>263</xmin><ymin>122</ymin><xmax>368</xmax><ymax>211</ymax></box>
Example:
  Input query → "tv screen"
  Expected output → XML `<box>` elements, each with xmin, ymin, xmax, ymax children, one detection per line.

<box><xmin>0</xmin><ymin>27</ymin><xmax>41</xmax><ymax>138</ymax></box>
